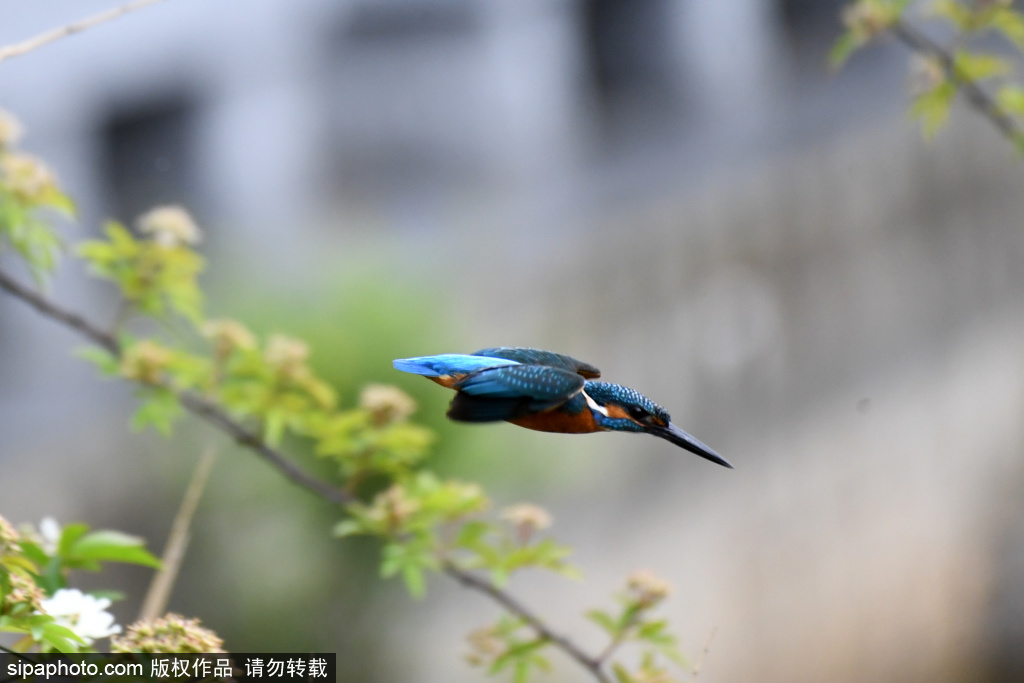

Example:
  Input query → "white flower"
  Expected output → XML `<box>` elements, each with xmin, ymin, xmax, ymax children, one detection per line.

<box><xmin>39</xmin><ymin>517</ymin><xmax>61</xmax><ymax>555</ymax></box>
<box><xmin>41</xmin><ymin>589</ymin><xmax>122</xmax><ymax>645</ymax></box>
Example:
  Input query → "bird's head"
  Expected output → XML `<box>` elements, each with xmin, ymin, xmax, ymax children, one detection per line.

<box><xmin>582</xmin><ymin>382</ymin><xmax>732</xmax><ymax>468</ymax></box>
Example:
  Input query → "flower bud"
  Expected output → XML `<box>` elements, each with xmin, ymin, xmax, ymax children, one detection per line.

<box><xmin>502</xmin><ymin>503</ymin><xmax>552</xmax><ymax>543</ymax></box>
<box><xmin>1</xmin><ymin>153</ymin><xmax>58</xmax><ymax>203</ymax></box>
<box><xmin>464</xmin><ymin>626</ymin><xmax>502</xmax><ymax>667</ymax></box>
<box><xmin>359</xmin><ymin>384</ymin><xmax>416</xmax><ymax>424</ymax></box>
<box><xmin>1</xmin><ymin>572</ymin><xmax>44</xmax><ymax>615</ymax></box>
<box><xmin>626</xmin><ymin>569</ymin><xmax>672</xmax><ymax>608</ymax></box>
<box><xmin>265</xmin><ymin>334</ymin><xmax>310</xmax><ymax>378</ymax></box>
<box><xmin>119</xmin><ymin>340</ymin><xmax>174</xmax><ymax>384</ymax></box>
<box><xmin>0</xmin><ymin>514</ymin><xmax>20</xmax><ymax>555</ymax></box>
<box><xmin>841</xmin><ymin>2</ymin><xmax>892</xmax><ymax>40</ymax></box>
<box><xmin>137</xmin><ymin>205</ymin><xmax>202</xmax><ymax>248</ymax></box>
<box><xmin>0</xmin><ymin>109</ymin><xmax>24</xmax><ymax>149</ymax></box>
<box><xmin>112</xmin><ymin>613</ymin><xmax>225</xmax><ymax>653</ymax></box>
<box><xmin>202</xmin><ymin>319</ymin><xmax>257</xmax><ymax>357</ymax></box>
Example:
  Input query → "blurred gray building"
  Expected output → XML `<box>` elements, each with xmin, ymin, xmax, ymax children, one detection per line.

<box><xmin>4</xmin><ymin>2</ymin><xmax>1024</xmax><ymax>683</ymax></box>
<box><xmin>0</xmin><ymin>0</ymin><xmax>864</xmax><ymax>235</ymax></box>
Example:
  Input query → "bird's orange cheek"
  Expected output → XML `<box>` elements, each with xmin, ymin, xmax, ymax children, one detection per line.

<box><xmin>606</xmin><ymin>405</ymin><xmax>647</xmax><ymax>428</ymax></box>
<box><xmin>604</xmin><ymin>405</ymin><xmax>630</xmax><ymax>421</ymax></box>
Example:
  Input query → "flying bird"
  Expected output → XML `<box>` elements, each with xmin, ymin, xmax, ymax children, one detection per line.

<box><xmin>393</xmin><ymin>347</ymin><xmax>731</xmax><ymax>468</ymax></box>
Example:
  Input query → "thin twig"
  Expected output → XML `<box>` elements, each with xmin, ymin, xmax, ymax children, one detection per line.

<box><xmin>175</xmin><ymin>391</ymin><xmax>353</xmax><ymax>504</ymax></box>
<box><xmin>139</xmin><ymin>445</ymin><xmax>217</xmax><ymax>621</ymax></box>
<box><xmin>891</xmin><ymin>18</ymin><xmax>1022</xmax><ymax>142</ymax></box>
<box><xmin>0</xmin><ymin>267</ymin><xmax>351</xmax><ymax>505</ymax></box>
<box><xmin>442</xmin><ymin>562</ymin><xmax>611</xmax><ymax>683</ymax></box>
<box><xmin>0</xmin><ymin>266</ymin><xmax>609</xmax><ymax>682</ymax></box>
<box><xmin>0</xmin><ymin>0</ymin><xmax>172</xmax><ymax>64</ymax></box>
<box><xmin>594</xmin><ymin>608</ymin><xmax>639</xmax><ymax>666</ymax></box>
<box><xmin>109</xmin><ymin>297</ymin><xmax>135</xmax><ymax>337</ymax></box>
<box><xmin>691</xmin><ymin>627</ymin><xmax>716</xmax><ymax>682</ymax></box>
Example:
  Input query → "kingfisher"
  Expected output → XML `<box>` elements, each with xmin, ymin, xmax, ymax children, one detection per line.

<box><xmin>392</xmin><ymin>347</ymin><xmax>731</xmax><ymax>468</ymax></box>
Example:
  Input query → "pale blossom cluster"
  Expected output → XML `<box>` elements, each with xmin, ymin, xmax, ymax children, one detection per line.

<box><xmin>359</xmin><ymin>383</ymin><xmax>417</xmax><ymax>423</ymax></box>
<box><xmin>202</xmin><ymin>319</ymin><xmax>257</xmax><ymax>356</ymax></box>
<box><xmin>0</xmin><ymin>108</ymin><xmax>23</xmax><ymax>148</ymax></box>
<box><xmin>40</xmin><ymin>589</ymin><xmax>122</xmax><ymax>645</ymax></box>
<box><xmin>626</xmin><ymin>569</ymin><xmax>673</xmax><ymax>607</ymax></box>
<box><xmin>137</xmin><ymin>205</ymin><xmax>202</xmax><ymax>247</ymax></box>
<box><xmin>112</xmin><ymin>613</ymin><xmax>225</xmax><ymax>653</ymax></box>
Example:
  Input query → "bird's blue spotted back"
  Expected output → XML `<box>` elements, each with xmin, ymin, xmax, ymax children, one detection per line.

<box><xmin>472</xmin><ymin>347</ymin><xmax>601</xmax><ymax>378</ymax></box>
<box><xmin>392</xmin><ymin>353</ymin><xmax>519</xmax><ymax>377</ymax></box>
<box><xmin>456</xmin><ymin>364</ymin><xmax>585</xmax><ymax>401</ymax></box>
<box><xmin>584</xmin><ymin>382</ymin><xmax>671</xmax><ymax>422</ymax></box>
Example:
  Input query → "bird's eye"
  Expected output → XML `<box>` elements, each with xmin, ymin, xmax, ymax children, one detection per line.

<box><xmin>628</xmin><ymin>406</ymin><xmax>649</xmax><ymax>421</ymax></box>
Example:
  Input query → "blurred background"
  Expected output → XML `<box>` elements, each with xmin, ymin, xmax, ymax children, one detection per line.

<box><xmin>2</xmin><ymin>0</ymin><xmax>1024</xmax><ymax>681</ymax></box>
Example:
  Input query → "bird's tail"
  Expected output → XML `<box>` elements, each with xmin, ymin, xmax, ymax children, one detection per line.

<box><xmin>392</xmin><ymin>357</ymin><xmax>444</xmax><ymax>376</ymax></box>
<box><xmin>393</xmin><ymin>353</ymin><xmax>519</xmax><ymax>377</ymax></box>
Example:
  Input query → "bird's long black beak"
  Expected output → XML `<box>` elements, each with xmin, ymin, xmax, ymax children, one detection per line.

<box><xmin>650</xmin><ymin>422</ymin><xmax>733</xmax><ymax>468</ymax></box>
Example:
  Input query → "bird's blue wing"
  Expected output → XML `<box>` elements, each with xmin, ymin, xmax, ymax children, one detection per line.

<box><xmin>472</xmin><ymin>347</ymin><xmax>601</xmax><ymax>378</ymax></box>
<box><xmin>393</xmin><ymin>353</ymin><xmax>519</xmax><ymax>378</ymax></box>
<box><xmin>447</xmin><ymin>365</ymin><xmax>584</xmax><ymax>422</ymax></box>
<box><xmin>456</xmin><ymin>365</ymin><xmax>585</xmax><ymax>400</ymax></box>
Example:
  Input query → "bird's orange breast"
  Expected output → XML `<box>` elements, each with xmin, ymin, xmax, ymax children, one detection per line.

<box><xmin>509</xmin><ymin>408</ymin><xmax>601</xmax><ymax>434</ymax></box>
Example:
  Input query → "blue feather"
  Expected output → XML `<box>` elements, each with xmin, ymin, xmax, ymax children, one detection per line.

<box><xmin>393</xmin><ymin>353</ymin><xmax>519</xmax><ymax>377</ymax></box>
<box><xmin>455</xmin><ymin>365</ymin><xmax>584</xmax><ymax>401</ymax></box>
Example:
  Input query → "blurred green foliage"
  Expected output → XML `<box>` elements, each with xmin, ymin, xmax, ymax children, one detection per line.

<box><xmin>0</xmin><ymin>88</ymin><xmax>697</xmax><ymax>681</ymax></box>
<box><xmin>835</xmin><ymin>0</ymin><xmax>1024</xmax><ymax>147</ymax></box>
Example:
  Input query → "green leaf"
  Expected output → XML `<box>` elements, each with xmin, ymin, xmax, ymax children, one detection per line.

<box><xmin>263</xmin><ymin>410</ymin><xmax>287</xmax><ymax>447</ymax></box>
<box><xmin>131</xmin><ymin>387</ymin><xmax>182</xmax><ymax>435</ymax></box>
<box><xmin>380</xmin><ymin>540</ymin><xmax>437</xmax><ymax>598</ymax></box>
<box><xmin>15</xmin><ymin>539</ymin><xmax>47</xmax><ymax>568</ymax></box>
<box><xmin>953</xmin><ymin>50</ymin><xmax>1010</xmax><ymax>82</ymax></box>
<box><xmin>333</xmin><ymin>519</ymin><xmax>364</xmax><ymax>538</ymax></box>
<box><xmin>636</xmin><ymin>619</ymin><xmax>676</xmax><ymax>646</ymax></box>
<box><xmin>57</xmin><ymin>523</ymin><xmax>91</xmax><ymax>558</ymax></box>
<box><xmin>402</xmin><ymin>564</ymin><xmax>426</xmax><ymax>599</ymax></box>
<box><xmin>39</xmin><ymin>556</ymin><xmax>64</xmax><ymax>595</ymax></box>
<box><xmin>587</xmin><ymin>609</ymin><xmax>619</xmax><ymax>637</ymax></box>
<box><xmin>933</xmin><ymin>0</ymin><xmax>974</xmax><ymax>30</ymax></box>
<box><xmin>910</xmin><ymin>80</ymin><xmax>958</xmax><ymax>138</ymax></box>
<box><xmin>984</xmin><ymin>6</ymin><xmax>1024</xmax><ymax>50</ymax></box>
<box><xmin>89</xmin><ymin>589</ymin><xmax>126</xmax><ymax>603</ymax></box>
<box><xmin>514</xmin><ymin>659</ymin><xmax>531</xmax><ymax>683</ymax></box>
<box><xmin>553</xmin><ymin>563</ymin><xmax>584</xmax><ymax>581</ymax></box>
<box><xmin>66</xmin><ymin>530</ymin><xmax>161</xmax><ymax>569</ymax></box>
<box><xmin>455</xmin><ymin>521</ymin><xmax>492</xmax><ymax>550</ymax></box>
<box><xmin>75</xmin><ymin>346</ymin><xmax>120</xmax><ymax>376</ymax></box>
<box><xmin>829</xmin><ymin>30</ymin><xmax>862</xmax><ymax>69</ymax></box>
<box><xmin>1</xmin><ymin>554</ymin><xmax>38</xmax><ymax>575</ymax></box>
<box><xmin>612</xmin><ymin>662</ymin><xmax>635</xmax><ymax>683</ymax></box>
<box><xmin>997</xmin><ymin>85</ymin><xmax>1024</xmax><ymax>117</ymax></box>
<box><xmin>40</xmin><ymin>621</ymin><xmax>86</xmax><ymax>653</ymax></box>
<box><xmin>490</xmin><ymin>567</ymin><xmax>510</xmax><ymax>588</ymax></box>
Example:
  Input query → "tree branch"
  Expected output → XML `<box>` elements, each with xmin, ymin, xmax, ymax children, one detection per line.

<box><xmin>0</xmin><ymin>267</ymin><xmax>352</xmax><ymax>505</ymax></box>
<box><xmin>0</xmin><ymin>269</ymin><xmax>118</xmax><ymax>354</ymax></box>
<box><xmin>891</xmin><ymin>18</ymin><xmax>1023</xmax><ymax>142</ymax></box>
<box><xmin>442</xmin><ymin>562</ymin><xmax>611</xmax><ymax>683</ymax></box>
<box><xmin>593</xmin><ymin>610</ymin><xmax>639</xmax><ymax>667</ymax></box>
<box><xmin>0</xmin><ymin>266</ymin><xmax>612</xmax><ymax>681</ymax></box>
<box><xmin>0</xmin><ymin>0</ymin><xmax>172</xmax><ymax>65</ymax></box>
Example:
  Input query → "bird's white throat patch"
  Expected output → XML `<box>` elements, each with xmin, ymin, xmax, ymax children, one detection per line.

<box><xmin>582</xmin><ymin>390</ymin><xmax>609</xmax><ymax>417</ymax></box>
